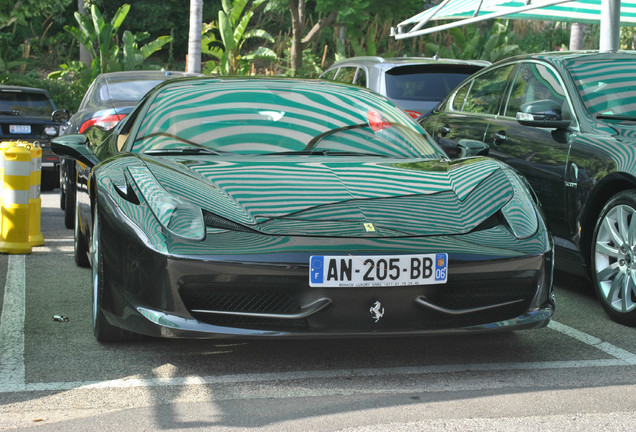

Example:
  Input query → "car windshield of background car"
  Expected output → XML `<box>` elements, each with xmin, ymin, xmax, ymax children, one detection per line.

<box><xmin>386</xmin><ymin>68</ymin><xmax>476</xmax><ymax>103</ymax></box>
<box><xmin>100</xmin><ymin>80</ymin><xmax>164</xmax><ymax>104</ymax></box>
<box><xmin>566</xmin><ymin>58</ymin><xmax>636</xmax><ymax>120</ymax></box>
<box><xmin>0</xmin><ymin>91</ymin><xmax>55</xmax><ymax>117</ymax></box>
<box><xmin>132</xmin><ymin>83</ymin><xmax>443</xmax><ymax>159</ymax></box>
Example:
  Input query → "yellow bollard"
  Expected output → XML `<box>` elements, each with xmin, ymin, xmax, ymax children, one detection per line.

<box><xmin>0</xmin><ymin>141</ymin><xmax>16</xmax><ymax>204</ymax></box>
<box><xmin>28</xmin><ymin>142</ymin><xmax>44</xmax><ymax>246</ymax></box>
<box><xmin>0</xmin><ymin>143</ymin><xmax>32</xmax><ymax>254</ymax></box>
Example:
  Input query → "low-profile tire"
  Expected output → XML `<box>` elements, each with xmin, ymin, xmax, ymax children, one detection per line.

<box><xmin>92</xmin><ymin>211</ymin><xmax>138</xmax><ymax>342</ymax></box>
<box><xmin>591</xmin><ymin>190</ymin><xmax>636</xmax><ymax>326</ymax></box>
<box><xmin>73</xmin><ymin>191</ymin><xmax>90</xmax><ymax>268</ymax></box>
<box><xmin>59</xmin><ymin>169</ymin><xmax>66</xmax><ymax>210</ymax></box>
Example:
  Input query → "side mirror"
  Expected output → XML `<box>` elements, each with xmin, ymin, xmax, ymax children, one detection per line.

<box><xmin>51</xmin><ymin>134</ymin><xmax>99</xmax><ymax>168</ymax></box>
<box><xmin>516</xmin><ymin>99</ymin><xmax>571</xmax><ymax>129</ymax></box>
<box><xmin>52</xmin><ymin>109</ymin><xmax>70</xmax><ymax>124</ymax></box>
<box><xmin>458</xmin><ymin>139</ymin><xmax>489</xmax><ymax>157</ymax></box>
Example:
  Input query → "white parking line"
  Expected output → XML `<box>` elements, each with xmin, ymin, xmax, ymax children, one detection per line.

<box><xmin>548</xmin><ymin>320</ymin><xmax>636</xmax><ymax>364</ymax></box>
<box><xmin>1</xmin><ymin>253</ymin><xmax>635</xmax><ymax>395</ymax></box>
<box><xmin>0</xmin><ymin>255</ymin><xmax>26</xmax><ymax>392</ymax></box>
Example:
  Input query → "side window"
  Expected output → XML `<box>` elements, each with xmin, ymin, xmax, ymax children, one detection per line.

<box><xmin>505</xmin><ymin>63</ymin><xmax>567</xmax><ymax>118</ymax></box>
<box><xmin>321</xmin><ymin>68</ymin><xmax>338</xmax><ymax>81</ymax></box>
<box><xmin>450</xmin><ymin>82</ymin><xmax>471</xmax><ymax>111</ymax></box>
<box><xmin>353</xmin><ymin>67</ymin><xmax>367</xmax><ymax>87</ymax></box>
<box><xmin>462</xmin><ymin>65</ymin><xmax>514</xmax><ymax>115</ymax></box>
<box><xmin>335</xmin><ymin>67</ymin><xmax>357</xmax><ymax>84</ymax></box>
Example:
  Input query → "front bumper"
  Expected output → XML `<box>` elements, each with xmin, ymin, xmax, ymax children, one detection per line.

<box><xmin>98</xmin><ymin>203</ymin><xmax>555</xmax><ymax>339</ymax></box>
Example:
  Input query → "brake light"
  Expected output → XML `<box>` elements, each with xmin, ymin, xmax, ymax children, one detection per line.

<box><xmin>405</xmin><ymin>110</ymin><xmax>423</xmax><ymax>119</ymax></box>
<box><xmin>79</xmin><ymin>114</ymin><xmax>126</xmax><ymax>133</ymax></box>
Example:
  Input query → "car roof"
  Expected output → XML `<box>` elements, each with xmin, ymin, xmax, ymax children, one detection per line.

<box><xmin>0</xmin><ymin>84</ymin><xmax>51</xmax><ymax>96</ymax></box>
<box><xmin>492</xmin><ymin>50</ymin><xmax>636</xmax><ymax>66</ymax></box>
<box><xmin>152</xmin><ymin>77</ymin><xmax>386</xmax><ymax>95</ymax></box>
<box><xmin>93</xmin><ymin>70</ymin><xmax>202</xmax><ymax>83</ymax></box>
<box><xmin>326</xmin><ymin>56</ymin><xmax>491</xmax><ymax>70</ymax></box>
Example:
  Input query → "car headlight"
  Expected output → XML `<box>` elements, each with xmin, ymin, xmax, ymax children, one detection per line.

<box><xmin>500</xmin><ymin>169</ymin><xmax>539</xmax><ymax>239</ymax></box>
<box><xmin>126</xmin><ymin>166</ymin><xmax>205</xmax><ymax>241</ymax></box>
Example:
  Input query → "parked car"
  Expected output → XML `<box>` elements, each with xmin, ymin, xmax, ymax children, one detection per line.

<box><xmin>59</xmin><ymin>70</ymin><xmax>200</xmax><ymax>228</ymax></box>
<box><xmin>0</xmin><ymin>85</ymin><xmax>69</xmax><ymax>189</ymax></box>
<box><xmin>320</xmin><ymin>56</ymin><xmax>489</xmax><ymax>118</ymax></box>
<box><xmin>418</xmin><ymin>50</ymin><xmax>636</xmax><ymax>326</ymax></box>
<box><xmin>52</xmin><ymin>77</ymin><xmax>554</xmax><ymax>342</ymax></box>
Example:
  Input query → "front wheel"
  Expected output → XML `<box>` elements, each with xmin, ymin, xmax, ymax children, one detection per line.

<box><xmin>92</xmin><ymin>211</ymin><xmax>137</xmax><ymax>342</ymax></box>
<box><xmin>592</xmin><ymin>190</ymin><xmax>636</xmax><ymax>326</ymax></box>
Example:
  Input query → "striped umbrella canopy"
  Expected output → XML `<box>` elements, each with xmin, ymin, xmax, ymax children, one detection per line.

<box><xmin>393</xmin><ymin>0</ymin><xmax>636</xmax><ymax>38</ymax></box>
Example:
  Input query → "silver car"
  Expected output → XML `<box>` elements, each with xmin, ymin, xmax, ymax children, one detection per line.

<box><xmin>320</xmin><ymin>56</ymin><xmax>489</xmax><ymax>118</ymax></box>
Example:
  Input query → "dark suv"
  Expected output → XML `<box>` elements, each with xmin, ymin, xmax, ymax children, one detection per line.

<box><xmin>0</xmin><ymin>85</ymin><xmax>69</xmax><ymax>189</ymax></box>
<box><xmin>320</xmin><ymin>56</ymin><xmax>489</xmax><ymax>118</ymax></box>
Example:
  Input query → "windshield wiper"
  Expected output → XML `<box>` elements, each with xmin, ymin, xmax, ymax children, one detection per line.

<box><xmin>596</xmin><ymin>114</ymin><xmax>636</xmax><ymax>122</ymax></box>
<box><xmin>143</xmin><ymin>148</ymin><xmax>222</xmax><ymax>155</ymax></box>
<box><xmin>0</xmin><ymin>110</ymin><xmax>19</xmax><ymax>116</ymax></box>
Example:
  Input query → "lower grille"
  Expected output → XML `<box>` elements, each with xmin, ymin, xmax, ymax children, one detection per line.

<box><xmin>180</xmin><ymin>285</ymin><xmax>309</xmax><ymax>330</ymax></box>
<box><xmin>431</xmin><ymin>280</ymin><xmax>535</xmax><ymax>310</ymax></box>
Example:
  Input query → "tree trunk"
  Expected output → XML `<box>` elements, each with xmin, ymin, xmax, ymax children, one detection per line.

<box><xmin>289</xmin><ymin>1</ymin><xmax>338</xmax><ymax>76</ymax></box>
<box><xmin>569</xmin><ymin>23</ymin><xmax>586</xmax><ymax>51</ymax></box>
<box><xmin>78</xmin><ymin>0</ymin><xmax>91</xmax><ymax>66</ymax></box>
<box><xmin>187</xmin><ymin>0</ymin><xmax>203</xmax><ymax>73</ymax></box>
<box><xmin>289</xmin><ymin>0</ymin><xmax>305</xmax><ymax>75</ymax></box>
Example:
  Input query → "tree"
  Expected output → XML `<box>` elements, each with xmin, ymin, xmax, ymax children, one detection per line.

<box><xmin>50</xmin><ymin>3</ymin><xmax>172</xmax><ymax>84</ymax></box>
<box><xmin>187</xmin><ymin>0</ymin><xmax>203</xmax><ymax>73</ymax></box>
<box><xmin>202</xmin><ymin>0</ymin><xmax>276</xmax><ymax>75</ymax></box>
<box><xmin>288</xmin><ymin>0</ymin><xmax>337</xmax><ymax>75</ymax></box>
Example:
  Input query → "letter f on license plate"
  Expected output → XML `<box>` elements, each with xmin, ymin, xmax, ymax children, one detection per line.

<box><xmin>309</xmin><ymin>253</ymin><xmax>448</xmax><ymax>287</ymax></box>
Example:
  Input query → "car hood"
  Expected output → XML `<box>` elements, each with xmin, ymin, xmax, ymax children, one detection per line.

<box><xmin>140</xmin><ymin>156</ymin><xmax>514</xmax><ymax>237</ymax></box>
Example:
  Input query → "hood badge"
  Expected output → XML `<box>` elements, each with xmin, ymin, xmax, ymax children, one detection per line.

<box><xmin>370</xmin><ymin>301</ymin><xmax>385</xmax><ymax>323</ymax></box>
<box><xmin>363</xmin><ymin>222</ymin><xmax>376</xmax><ymax>232</ymax></box>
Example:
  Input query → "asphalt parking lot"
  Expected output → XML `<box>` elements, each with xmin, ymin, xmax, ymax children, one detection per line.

<box><xmin>1</xmin><ymin>191</ymin><xmax>635</xmax><ymax>431</ymax></box>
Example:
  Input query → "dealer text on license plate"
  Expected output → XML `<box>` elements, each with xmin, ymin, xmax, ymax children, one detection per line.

<box><xmin>309</xmin><ymin>254</ymin><xmax>447</xmax><ymax>287</ymax></box>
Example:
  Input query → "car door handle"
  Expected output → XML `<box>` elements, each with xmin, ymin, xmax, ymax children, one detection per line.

<box><xmin>494</xmin><ymin>132</ymin><xmax>507</xmax><ymax>141</ymax></box>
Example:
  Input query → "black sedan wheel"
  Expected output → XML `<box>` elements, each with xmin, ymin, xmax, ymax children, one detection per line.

<box><xmin>92</xmin><ymin>211</ymin><xmax>136</xmax><ymax>342</ymax></box>
<box><xmin>73</xmin><ymin>191</ymin><xmax>90</xmax><ymax>268</ymax></box>
<box><xmin>63</xmin><ymin>183</ymin><xmax>75</xmax><ymax>229</ymax></box>
<box><xmin>59</xmin><ymin>167</ymin><xmax>65</xmax><ymax>211</ymax></box>
<box><xmin>592</xmin><ymin>191</ymin><xmax>636</xmax><ymax>326</ymax></box>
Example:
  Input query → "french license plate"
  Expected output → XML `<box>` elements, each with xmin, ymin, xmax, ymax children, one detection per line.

<box><xmin>309</xmin><ymin>253</ymin><xmax>448</xmax><ymax>287</ymax></box>
<box><xmin>9</xmin><ymin>125</ymin><xmax>31</xmax><ymax>134</ymax></box>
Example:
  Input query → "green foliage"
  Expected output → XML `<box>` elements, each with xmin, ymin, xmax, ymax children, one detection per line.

<box><xmin>49</xmin><ymin>3</ymin><xmax>172</xmax><ymax>85</ymax></box>
<box><xmin>424</xmin><ymin>20</ymin><xmax>521</xmax><ymax>63</ymax></box>
<box><xmin>1</xmin><ymin>69</ymin><xmax>86</xmax><ymax>112</ymax></box>
<box><xmin>279</xmin><ymin>46</ymin><xmax>323</xmax><ymax>78</ymax></box>
<box><xmin>202</xmin><ymin>0</ymin><xmax>276</xmax><ymax>75</ymax></box>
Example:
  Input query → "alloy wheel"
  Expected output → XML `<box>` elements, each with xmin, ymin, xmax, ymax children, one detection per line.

<box><xmin>594</xmin><ymin>203</ymin><xmax>636</xmax><ymax>315</ymax></box>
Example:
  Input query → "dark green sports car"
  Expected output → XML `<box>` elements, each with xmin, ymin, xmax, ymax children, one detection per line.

<box><xmin>52</xmin><ymin>77</ymin><xmax>554</xmax><ymax>342</ymax></box>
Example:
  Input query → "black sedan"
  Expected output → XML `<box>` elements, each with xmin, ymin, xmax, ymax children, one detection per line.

<box><xmin>59</xmin><ymin>70</ymin><xmax>199</xmax><ymax>228</ymax></box>
<box><xmin>52</xmin><ymin>77</ymin><xmax>554</xmax><ymax>342</ymax></box>
<box><xmin>418</xmin><ymin>50</ymin><xmax>636</xmax><ymax>326</ymax></box>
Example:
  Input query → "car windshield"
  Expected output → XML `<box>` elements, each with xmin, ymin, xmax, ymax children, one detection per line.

<box><xmin>385</xmin><ymin>65</ymin><xmax>481</xmax><ymax>102</ymax></box>
<box><xmin>566</xmin><ymin>57</ymin><xmax>636</xmax><ymax>119</ymax></box>
<box><xmin>0</xmin><ymin>90</ymin><xmax>54</xmax><ymax>117</ymax></box>
<box><xmin>132</xmin><ymin>81</ymin><xmax>443</xmax><ymax>159</ymax></box>
<box><xmin>82</xmin><ymin>78</ymin><xmax>164</xmax><ymax>109</ymax></box>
